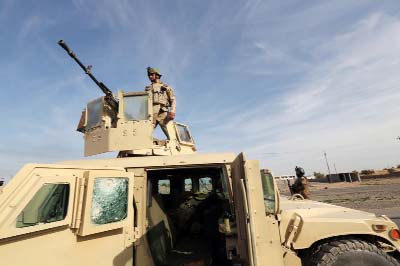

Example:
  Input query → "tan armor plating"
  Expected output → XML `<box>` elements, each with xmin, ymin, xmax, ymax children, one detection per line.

<box><xmin>145</xmin><ymin>82</ymin><xmax>176</xmax><ymax>113</ymax></box>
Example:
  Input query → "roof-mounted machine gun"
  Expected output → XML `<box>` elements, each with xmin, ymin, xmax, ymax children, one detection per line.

<box><xmin>58</xmin><ymin>40</ymin><xmax>196</xmax><ymax>157</ymax></box>
<box><xmin>58</xmin><ymin>40</ymin><xmax>118</xmax><ymax>116</ymax></box>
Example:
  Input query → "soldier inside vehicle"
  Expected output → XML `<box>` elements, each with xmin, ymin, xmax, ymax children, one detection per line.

<box><xmin>146</xmin><ymin>167</ymin><xmax>233</xmax><ymax>266</ymax></box>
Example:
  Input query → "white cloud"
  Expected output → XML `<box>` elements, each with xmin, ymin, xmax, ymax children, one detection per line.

<box><xmin>2</xmin><ymin>1</ymin><xmax>400</xmax><ymax>180</ymax></box>
<box><xmin>18</xmin><ymin>16</ymin><xmax>52</xmax><ymax>42</ymax></box>
<box><xmin>230</xmin><ymin>41</ymin><xmax>312</xmax><ymax>76</ymax></box>
<box><xmin>198</xmin><ymin>12</ymin><xmax>400</xmax><ymax>175</ymax></box>
<box><xmin>72</xmin><ymin>0</ymin><xmax>137</xmax><ymax>29</ymax></box>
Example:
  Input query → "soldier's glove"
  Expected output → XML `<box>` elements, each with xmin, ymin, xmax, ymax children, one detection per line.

<box><xmin>168</xmin><ymin>112</ymin><xmax>175</xmax><ymax>120</ymax></box>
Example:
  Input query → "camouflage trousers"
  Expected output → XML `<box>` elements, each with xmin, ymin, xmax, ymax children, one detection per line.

<box><xmin>153</xmin><ymin>111</ymin><xmax>172</xmax><ymax>139</ymax></box>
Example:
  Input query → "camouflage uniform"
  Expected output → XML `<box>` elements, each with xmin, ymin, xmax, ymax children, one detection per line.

<box><xmin>291</xmin><ymin>177</ymin><xmax>310</xmax><ymax>199</ymax></box>
<box><xmin>291</xmin><ymin>166</ymin><xmax>310</xmax><ymax>199</ymax></box>
<box><xmin>145</xmin><ymin>82</ymin><xmax>176</xmax><ymax>139</ymax></box>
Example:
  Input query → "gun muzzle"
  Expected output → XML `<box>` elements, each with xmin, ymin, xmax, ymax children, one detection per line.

<box><xmin>58</xmin><ymin>40</ymin><xmax>73</xmax><ymax>55</ymax></box>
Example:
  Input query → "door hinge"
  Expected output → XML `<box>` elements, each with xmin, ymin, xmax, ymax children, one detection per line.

<box><xmin>71</xmin><ymin>176</ymin><xmax>86</xmax><ymax>229</ymax></box>
<box><xmin>124</xmin><ymin>227</ymin><xmax>134</xmax><ymax>248</ymax></box>
<box><xmin>134</xmin><ymin>226</ymin><xmax>141</xmax><ymax>240</ymax></box>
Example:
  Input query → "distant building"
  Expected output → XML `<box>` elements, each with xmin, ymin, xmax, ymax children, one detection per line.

<box><xmin>274</xmin><ymin>175</ymin><xmax>296</xmax><ymax>181</ymax></box>
<box><xmin>261</xmin><ymin>168</ymin><xmax>316</xmax><ymax>181</ymax></box>
<box><xmin>274</xmin><ymin>174</ymin><xmax>316</xmax><ymax>181</ymax></box>
<box><xmin>327</xmin><ymin>172</ymin><xmax>361</xmax><ymax>182</ymax></box>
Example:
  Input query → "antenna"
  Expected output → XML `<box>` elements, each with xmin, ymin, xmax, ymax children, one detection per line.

<box><xmin>324</xmin><ymin>152</ymin><xmax>332</xmax><ymax>183</ymax></box>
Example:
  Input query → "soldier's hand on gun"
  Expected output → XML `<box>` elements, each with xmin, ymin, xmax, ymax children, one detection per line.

<box><xmin>168</xmin><ymin>112</ymin><xmax>175</xmax><ymax>120</ymax></box>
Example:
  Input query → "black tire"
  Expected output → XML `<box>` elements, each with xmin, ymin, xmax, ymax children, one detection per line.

<box><xmin>304</xmin><ymin>238</ymin><xmax>400</xmax><ymax>266</ymax></box>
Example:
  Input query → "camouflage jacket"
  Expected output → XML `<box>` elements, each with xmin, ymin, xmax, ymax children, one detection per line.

<box><xmin>145</xmin><ymin>82</ymin><xmax>176</xmax><ymax>113</ymax></box>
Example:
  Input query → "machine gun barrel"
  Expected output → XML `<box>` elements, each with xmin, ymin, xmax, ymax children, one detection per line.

<box><xmin>58</xmin><ymin>40</ymin><xmax>118</xmax><ymax>111</ymax></box>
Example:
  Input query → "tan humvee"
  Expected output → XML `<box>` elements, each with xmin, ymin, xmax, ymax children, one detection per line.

<box><xmin>1</xmin><ymin>91</ymin><xmax>400</xmax><ymax>266</ymax></box>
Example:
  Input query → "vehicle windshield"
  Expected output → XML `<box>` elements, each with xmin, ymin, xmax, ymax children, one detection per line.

<box><xmin>123</xmin><ymin>94</ymin><xmax>149</xmax><ymax>120</ymax></box>
<box><xmin>260</xmin><ymin>170</ymin><xmax>276</xmax><ymax>214</ymax></box>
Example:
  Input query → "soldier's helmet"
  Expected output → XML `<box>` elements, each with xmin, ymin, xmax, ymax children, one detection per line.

<box><xmin>147</xmin><ymin>67</ymin><xmax>162</xmax><ymax>77</ymax></box>
<box><xmin>295</xmin><ymin>166</ymin><xmax>305</xmax><ymax>178</ymax></box>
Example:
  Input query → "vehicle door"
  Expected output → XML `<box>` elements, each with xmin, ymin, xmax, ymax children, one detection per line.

<box><xmin>231</xmin><ymin>153</ymin><xmax>284</xmax><ymax>266</ymax></box>
<box><xmin>74</xmin><ymin>169</ymin><xmax>136</xmax><ymax>266</ymax></box>
<box><xmin>0</xmin><ymin>166</ymin><xmax>136</xmax><ymax>266</ymax></box>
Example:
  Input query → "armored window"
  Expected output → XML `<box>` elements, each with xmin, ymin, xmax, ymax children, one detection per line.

<box><xmin>260</xmin><ymin>171</ymin><xmax>276</xmax><ymax>214</ymax></box>
<box><xmin>86</xmin><ymin>97</ymin><xmax>104</xmax><ymax>128</ymax></box>
<box><xmin>199</xmin><ymin>177</ymin><xmax>212</xmax><ymax>193</ymax></box>
<box><xmin>184</xmin><ymin>178</ymin><xmax>192</xmax><ymax>192</ymax></box>
<box><xmin>176</xmin><ymin>124</ymin><xmax>193</xmax><ymax>144</ymax></box>
<box><xmin>91</xmin><ymin>178</ymin><xmax>128</xmax><ymax>225</ymax></box>
<box><xmin>158</xmin><ymin>179</ymin><xmax>170</xmax><ymax>195</ymax></box>
<box><xmin>123</xmin><ymin>95</ymin><xmax>149</xmax><ymax>120</ymax></box>
<box><xmin>16</xmin><ymin>184</ymin><xmax>69</xmax><ymax>228</ymax></box>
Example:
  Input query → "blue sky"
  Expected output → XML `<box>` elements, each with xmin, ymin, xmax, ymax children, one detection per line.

<box><xmin>1</xmin><ymin>0</ymin><xmax>400</xmax><ymax>180</ymax></box>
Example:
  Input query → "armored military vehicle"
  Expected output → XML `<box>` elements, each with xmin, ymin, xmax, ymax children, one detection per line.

<box><xmin>0</xmin><ymin>41</ymin><xmax>399</xmax><ymax>266</ymax></box>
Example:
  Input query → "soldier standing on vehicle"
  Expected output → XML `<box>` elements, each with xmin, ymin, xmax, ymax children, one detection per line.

<box><xmin>291</xmin><ymin>166</ymin><xmax>310</xmax><ymax>199</ymax></box>
<box><xmin>145</xmin><ymin>67</ymin><xmax>176</xmax><ymax>139</ymax></box>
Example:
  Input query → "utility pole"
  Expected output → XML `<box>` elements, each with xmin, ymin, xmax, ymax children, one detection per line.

<box><xmin>334</xmin><ymin>163</ymin><xmax>338</xmax><ymax>179</ymax></box>
<box><xmin>324</xmin><ymin>152</ymin><xmax>332</xmax><ymax>183</ymax></box>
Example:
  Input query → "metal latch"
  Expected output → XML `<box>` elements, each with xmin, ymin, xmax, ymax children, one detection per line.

<box><xmin>134</xmin><ymin>226</ymin><xmax>141</xmax><ymax>240</ymax></box>
<box><xmin>124</xmin><ymin>227</ymin><xmax>136</xmax><ymax>248</ymax></box>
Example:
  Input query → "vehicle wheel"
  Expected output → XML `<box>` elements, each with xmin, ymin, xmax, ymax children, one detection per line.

<box><xmin>304</xmin><ymin>238</ymin><xmax>400</xmax><ymax>266</ymax></box>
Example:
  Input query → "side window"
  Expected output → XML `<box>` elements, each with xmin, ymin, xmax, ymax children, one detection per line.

<box><xmin>184</xmin><ymin>178</ymin><xmax>192</xmax><ymax>192</ymax></box>
<box><xmin>16</xmin><ymin>183</ymin><xmax>70</xmax><ymax>228</ymax></box>
<box><xmin>176</xmin><ymin>124</ymin><xmax>194</xmax><ymax>144</ymax></box>
<box><xmin>158</xmin><ymin>179</ymin><xmax>170</xmax><ymax>195</ymax></box>
<box><xmin>91</xmin><ymin>178</ymin><xmax>128</xmax><ymax>225</ymax></box>
<box><xmin>199</xmin><ymin>177</ymin><xmax>212</xmax><ymax>193</ymax></box>
<box><xmin>260</xmin><ymin>170</ymin><xmax>276</xmax><ymax>214</ymax></box>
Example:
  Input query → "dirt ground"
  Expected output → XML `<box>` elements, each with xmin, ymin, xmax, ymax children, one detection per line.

<box><xmin>277</xmin><ymin>177</ymin><xmax>400</xmax><ymax>227</ymax></box>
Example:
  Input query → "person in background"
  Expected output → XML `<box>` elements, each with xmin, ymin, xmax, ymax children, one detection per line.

<box><xmin>291</xmin><ymin>166</ymin><xmax>310</xmax><ymax>199</ymax></box>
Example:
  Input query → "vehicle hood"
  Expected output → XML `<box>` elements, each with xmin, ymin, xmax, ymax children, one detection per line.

<box><xmin>279</xmin><ymin>197</ymin><xmax>376</xmax><ymax>220</ymax></box>
<box><xmin>278</xmin><ymin>197</ymin><xmax>400</xmax><ymax>250</ymax></box>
